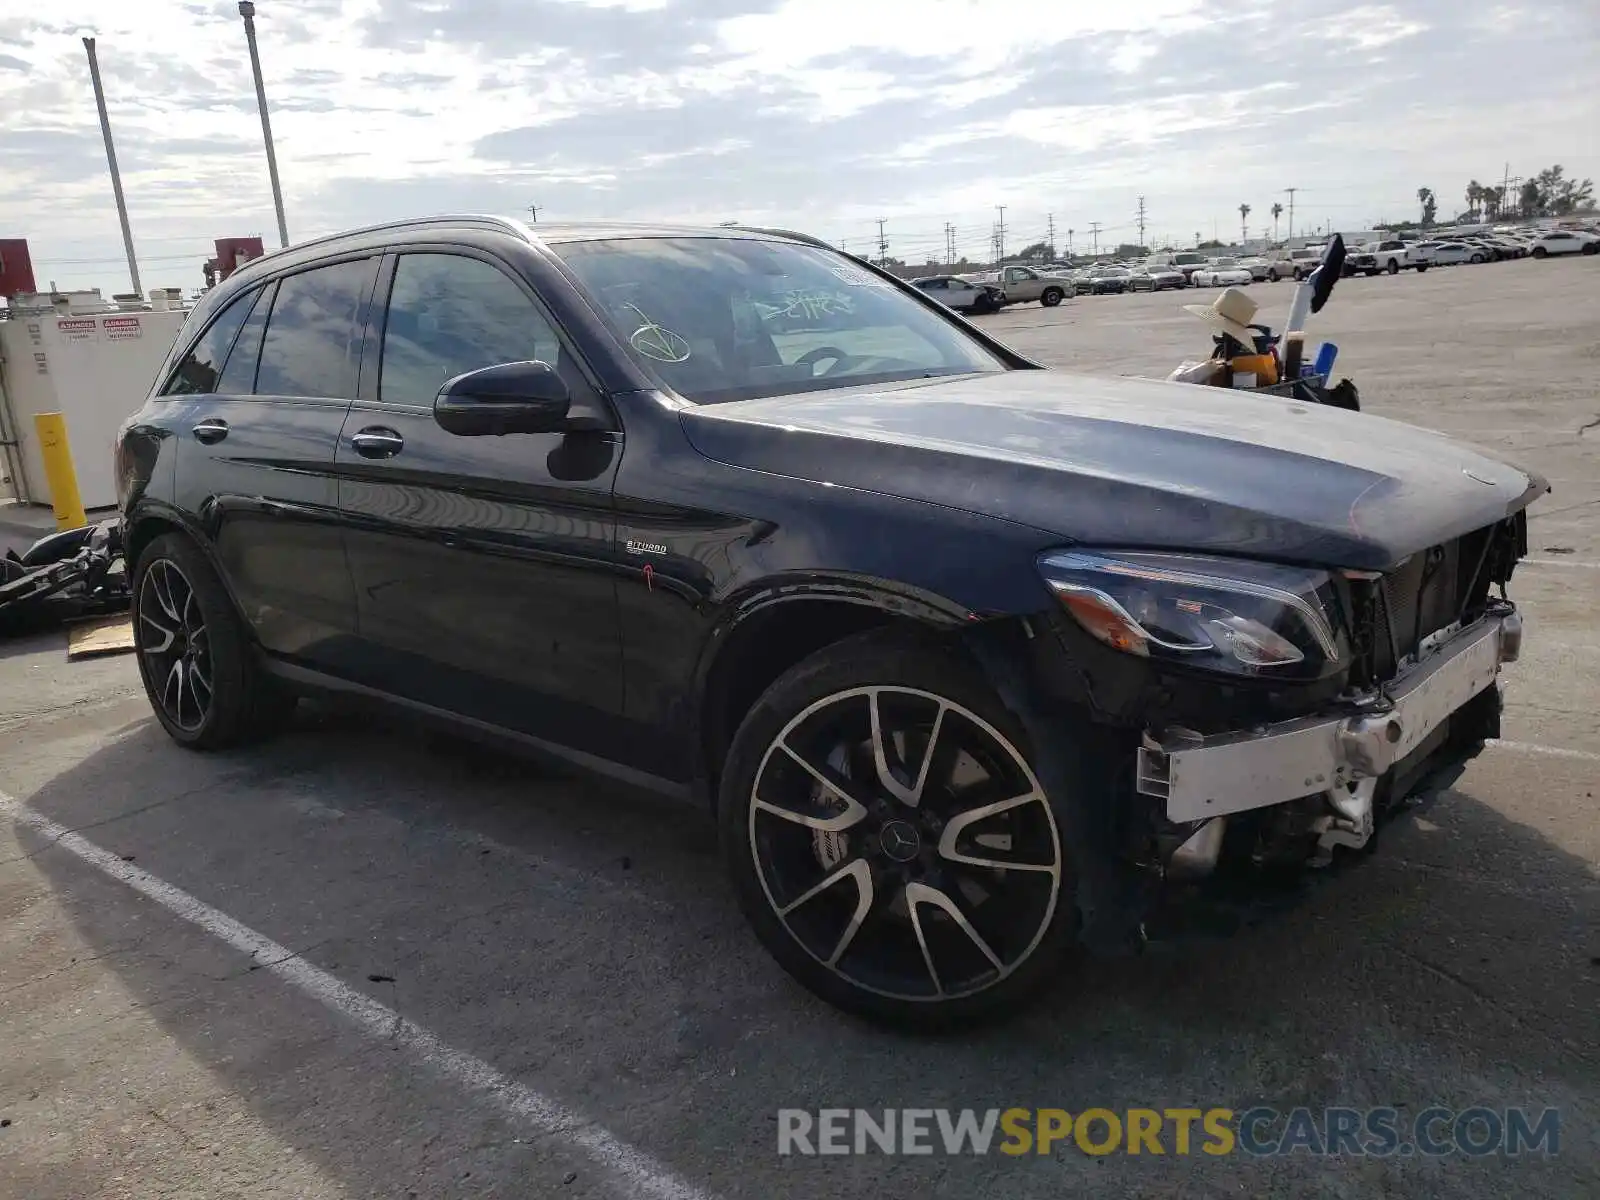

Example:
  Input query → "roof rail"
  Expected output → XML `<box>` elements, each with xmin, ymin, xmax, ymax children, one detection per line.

<box><xmin>727</xmin><ymin>225</ymin><xmax>837</xmax><ymax>252</ymax></box>
<box><xmin>242</xmin><ymin>213</ymin><xmax>534</xmax><ymax>269</ymax></box>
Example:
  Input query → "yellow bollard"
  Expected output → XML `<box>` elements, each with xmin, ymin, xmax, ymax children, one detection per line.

<box><xmin>33</xmin><ymin>412</ymin><xmax>88</xmax><ymax>531</ymax></box>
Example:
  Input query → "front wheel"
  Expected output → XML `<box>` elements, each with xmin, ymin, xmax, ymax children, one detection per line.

<box><xmin>1040</xmin><ymin>287</ymin><xmax>1064</xmax><ymax>307</ymax></box>
<box><xmin>1532</xmin><ymin>247</ymin><xmax>1548</xmax><ymax>259</ymax></box>
<box><xmin>719</xmin><ymin>634</ymin><xmax>1074</xmax><ymax>1026</ymax></box>
<box><xmin>1583</xmin><ymin>243</ymin><xmax>1598</xmax><ymax>256</ymax></box>
<box><xmin>1470</xmin><ymin>253</ymin><xmax>1485</xmax><ymax>264</ymax></box>
<box><xmin>1416</xmin><ymin>263</ymin><xmax>1429</xmax><ymax>272</ymax></box>
<box><xmin>132</xmin><ymin>533</ymin><xmax>295</xmax><ymax>748</ymax></box>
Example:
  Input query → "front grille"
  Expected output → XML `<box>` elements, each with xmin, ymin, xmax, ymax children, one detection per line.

<box><xmin>1355</xmin><ymin>522</ymin><xmax>1506</xmax><ymax>686</ymax></box>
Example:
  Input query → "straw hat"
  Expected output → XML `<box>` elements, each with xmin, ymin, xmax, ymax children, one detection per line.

<box><xmin>1181</xmin><ymin>287</ymin><xmax>1261</xmax><ymax>346</ymax></box>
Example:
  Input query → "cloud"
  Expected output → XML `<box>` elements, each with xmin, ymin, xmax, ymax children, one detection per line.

<box><xmin>1</xmin><ymin>0</ymin><xmax>1596</xmax><ymax>290</ymax></box>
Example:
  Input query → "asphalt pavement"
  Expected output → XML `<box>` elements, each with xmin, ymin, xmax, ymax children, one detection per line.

<box><xmin>1</xmin><ymin>254</ymin><xmax>1595</xmax><ymax>1199</ymax></box>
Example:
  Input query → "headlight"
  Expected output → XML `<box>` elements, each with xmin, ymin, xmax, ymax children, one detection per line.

<box><xmin>1037</xmin><ymin>550</ymin><xmax>1343</xmax><ymax>680</ymax></box>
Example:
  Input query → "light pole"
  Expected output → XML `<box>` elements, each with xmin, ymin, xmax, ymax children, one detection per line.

<box><xmin>82</xmin><ymin>38</ymin><xmax>141</xmax><ymax>296</ymax></box>
<box><xmin>239</xmin><ymin>2</ymin><xmax>289</xmax><ymax>247</ymax></box>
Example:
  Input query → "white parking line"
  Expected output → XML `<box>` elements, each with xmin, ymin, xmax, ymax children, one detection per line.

<box><xmin>0</xmin><ymin>788</ymin><xmax>714</xmax><ymax>1200</ymax></box>
<box><xmin>1522</xmin><ymin>558</ymin><xmax>1600</xmax><ymax>570</ymax></box>
<box><xmin>1487</xmin><ymin>739</ymin><xmax>1600</xmax><ymax>764</ymax></box>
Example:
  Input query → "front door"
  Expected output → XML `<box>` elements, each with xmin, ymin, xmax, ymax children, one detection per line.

<box><xmin>334</xmin><ymin>248</ymin><xmax>624</xmax><ymax>756</ymax></box>
<box><xmin>167</xmin><ymin>256</ymin><xmax>378</xmax><ymax>671</ymax></box>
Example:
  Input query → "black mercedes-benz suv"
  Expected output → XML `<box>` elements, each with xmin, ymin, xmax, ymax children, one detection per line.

<box><xmin>116</xmin><ymin>217</ymin><xmax>1545</xmax><ymax>1025</ymax></box>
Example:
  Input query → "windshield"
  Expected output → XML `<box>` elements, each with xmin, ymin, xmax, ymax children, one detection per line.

<box><xmin>1174</xmin><ymin>253</ymin><xmax>1206</xmax><ymax>265</ymax></box>
<box><xmin>550</xmin><ymin>236</ymin><xmax>1005</xmax><ymax>404</ymax></box>
<box><xmin>1212</xmin><ymin>258</ymin><xmax>1238</xmax><ymax>267</ymax></box>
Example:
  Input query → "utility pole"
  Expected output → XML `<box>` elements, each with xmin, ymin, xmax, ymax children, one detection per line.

<box><xmin>994</xmin><ymin>205</ymin><xmax>1007</xmax><ymax>263</ymax></box>
<box><xmin>81</xmin><ymin>38</ymin><xmax>141</xmax><ymax>296</ymax></box>
<box><xmin>1046</xmin><ymin>212</ymin><xmax>1055</xmax><ymax>257</ymax></box>
<box><xmin>1067</xmin><ymin>227</ymin><xmax>1073</xmax><ymax>255</ymax></box>
<box><xmin>526</xmin><ymin>203</ymin><xmax>539</xmax><ymax>224</ymax></box>
<box><xmin>1284</xmin><ymin>186</ymin><xmax>1297</xmax><ymax>241</ymax></box>
<box><xmin>239</xmin><ymin>2</ymin><xmax>290</xmax><ymax>248</ymax></box>
<box><xmin>876</xmin><ymin>218</ymin><xmax>888</xmax><ymax>266</ymax></box>
<box><xmin>1088</xmin><ymin>221</ymin><xmax>1102</xmax><ymax>256</ymax></box>
<box><xmin>944</xmin><ymin>221</ymin><xmax>955</xmax><ymax>264</ymax></box>
<box><xmin>1135</xmin><ymin>196</ymin><xmax>1147</xmax><ymax>249</ymax></box>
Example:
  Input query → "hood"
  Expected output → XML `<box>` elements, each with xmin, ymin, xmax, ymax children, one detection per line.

<box><xmin>678</xmin><ymin>371</ymin><xmax>1547</xmax><ymax>570</ymax></box>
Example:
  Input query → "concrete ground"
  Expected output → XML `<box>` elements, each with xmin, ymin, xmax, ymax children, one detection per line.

<box><xmin>1</xmin><ymin>254</ymin><xmax>1596</xmax><ymax>1199</ymax></box>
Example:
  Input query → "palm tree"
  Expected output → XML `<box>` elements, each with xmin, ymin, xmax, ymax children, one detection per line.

<box><xmin>1239</xmin><ymin>203</ymin><xmax>1251</xmax><ymax>247</ymax></box>
<box><xmin>1466</xmin><ymin>180</ymin><xmax>1484</xmax><ymax>221</ymax></box>
<box><xmin>1417</xmin><ymin>187</ymin><xmax>1437</xmax><ymax>227</ymax></box>
<box><xmin>1270</xmin><ymin>202</ymin><xmax>1283</xmax><ymax>241</ymax></box>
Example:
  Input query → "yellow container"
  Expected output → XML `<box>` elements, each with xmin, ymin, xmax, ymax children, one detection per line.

<box><xmin>1229</xmin><ymin>353</ymin><xmax>1279</xmax><ymax>387</ymax></box>
<box><xmin>33</xmin><ymin>412</ymin><xmax>88</xmax><ymax>531</ymax></box>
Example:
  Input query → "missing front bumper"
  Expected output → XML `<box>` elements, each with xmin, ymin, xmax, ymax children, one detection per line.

<box><xmin>1137</xmin><ymin>610</ymin><xmax>1517</xmax><ymax>825</ymax></box>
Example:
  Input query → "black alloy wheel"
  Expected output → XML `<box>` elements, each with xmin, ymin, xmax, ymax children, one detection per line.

<box><xmin>137</xmin><ymin>557</ymin><xmax>212</xmax><ymax>732</ymax></box>
<box><xmin>1040</xmin><ymin>286</ymin><xmax>1064</xmax><ymax>307</ymax></box>
<box><xmin>721</xmin><ymin>636</ymin><xmax>1073</xmax><ymax>1026</ymax></box>
<box><xmin>132</xmin><ymin>532</ymin><xmax>295</xmax><ymax>748</ymax></box>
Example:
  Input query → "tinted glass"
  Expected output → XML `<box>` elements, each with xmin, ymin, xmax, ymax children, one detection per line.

<box><xmin>160</xmin><ymin>291</ymin><xmax>253</xmax><ymax>396</ymax></box>
<box><xmin>255</xmin><ymin>258</ymin><xmax>374</xmax><ymax>398</ymax></box>
<box><xmin>552</xmin><ymin>237</ymin><xmax>1004</xmax><ymax>404</ymax></box>
<box><xmin>380</xmin><ymin>253</ymin><xmax>568</xmax><ymax>409</ymax></box>
<box><xmin>216</xmin><ymin>283</ymin><xmax>272</xmax><ymax>395</ymax></box>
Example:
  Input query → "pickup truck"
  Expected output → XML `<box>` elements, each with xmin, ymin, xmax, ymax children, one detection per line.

<box><xmin>987</xmin><ymin>264</ymin><xmax>1076</xmax><ymax>306</ymax></box>
<box><xmin>1347</xmin><ymin>239</ymin><xmax>1433</xmax><ymax>276</ymax></box>
<box><xmin>119</xmin><ymin>216</ymin><xmax>1547</xmax><ymax>1028</ymax></box>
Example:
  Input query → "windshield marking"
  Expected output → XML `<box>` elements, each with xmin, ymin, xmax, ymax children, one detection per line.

<box><xmin>624</xmin><ymin>302</ymin><xmax>693</xmax><ymax>363</ymax></box>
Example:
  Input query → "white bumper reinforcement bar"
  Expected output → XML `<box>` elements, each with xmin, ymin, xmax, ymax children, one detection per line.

<box><xmin>1138</xmin><ymin>611</ymin><xmax>1519</xmax><ymax>824</ymax></box>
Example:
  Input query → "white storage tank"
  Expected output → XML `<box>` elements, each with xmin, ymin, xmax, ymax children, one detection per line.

<box><xmin>0</xmin><ymin>301</ymin><xmax>188</xmax><ymax>511</ymax></box>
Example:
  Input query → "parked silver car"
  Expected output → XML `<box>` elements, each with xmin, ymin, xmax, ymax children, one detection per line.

<box><xmin>910</xmin><ymin>275</ymin><xmax>1005</xmax><ymax>314</ymax></box>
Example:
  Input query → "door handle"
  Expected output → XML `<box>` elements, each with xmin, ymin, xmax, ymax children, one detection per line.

<box><xmin>191</xmin><ymin>418</ymin><xmax>229</xmax><ymax>445</ymax></box>
<box><xmin>351</xmin><ymin>426</ymin><xmax>404</xmax><ymax>459</ymax></box>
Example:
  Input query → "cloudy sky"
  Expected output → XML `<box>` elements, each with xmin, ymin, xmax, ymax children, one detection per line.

<box><xmin>1</xmin><ymin>0</ymin><xmax>1595</xmax><ymax>292</ymax></box>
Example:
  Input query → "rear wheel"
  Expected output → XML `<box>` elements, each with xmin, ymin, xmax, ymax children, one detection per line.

<box><xmin>1532</xmin><ymin>246</ymin><xmax>1548</xmax><ymax>259</ymax></box>
<box><xmin>132</xmin><ymin>533</ymin><xmax>295</xmax><ymax>749</ymax></box>
<box><xmin>1040</xmin><ymin>287</ymin><xmax>1064</xmax><ymax>307</ymax></box>
<box><xmin>1470</xmin><ymin>252</ymin><xmax>1485</xmax><ymax>264</ymax></box>
<box><xmin>1416</xmin><ymin>263</ymin><xmax>1428</xmax><ymax>272</ymax></box>
<box><xmin>719</xmin><ymin>633</ymin><xmax>1075</xmax><ymax>1027</ymax></box>
<box><xmin>1583</xmin><ymin>243</ymin><xmax>1598</xmax><ymax>256</ymax></box>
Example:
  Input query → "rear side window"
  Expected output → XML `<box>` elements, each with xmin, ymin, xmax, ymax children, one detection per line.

<box><xmin>379</xmin><ymin>252</ymin><xmax>570</xmax><ymax>409</ymax></box>
<box><xmin>255</xmin><ymin>258</ymin><xmax>375</xmax><ymax>399</ymax></box>
<box><xmin>160</xmin><ymin>291</ymin><xmax>253</xmax><ymax>396</ymax></box>
<box><xmin>217</xmin><ymin>282</ymin><xmax>273</xmax><ymax>395</ymax></box>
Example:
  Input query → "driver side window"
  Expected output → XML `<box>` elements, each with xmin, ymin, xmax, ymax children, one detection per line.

<box><xmin>379</xmin><ymin>253</ymin><xmax>571</xmax><ymax>409</ymax></box>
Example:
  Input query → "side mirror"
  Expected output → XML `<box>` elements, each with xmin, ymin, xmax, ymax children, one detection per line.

<box><xmin>434</xmin><ymin>360</ymin><xmax>571</xmax><ymax>436</ymax></box>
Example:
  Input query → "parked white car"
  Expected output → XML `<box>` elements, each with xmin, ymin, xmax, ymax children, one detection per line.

<box><xmin>1528</xmin><ymin>229</ymin><xmax>1600</xmax><ymax>258</ymax></box>
<box><xmin>1420</xmin><ymin>241</ymin><xmax>1479</xmax><ymax>266</ymax></box>
<box><xmin>1191</xmin><ymin>257</ymin><xmax>1254</xmax><ymax>287</ymax></box>
<box><xmin>1237</xmin><ymin>256</ymin><xmax>1277</xmax><ymax>282</ymax></box>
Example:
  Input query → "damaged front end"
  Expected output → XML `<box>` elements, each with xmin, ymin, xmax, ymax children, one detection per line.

<box><xmin>997</xmin><ymin>512</ymin><xmax>1530</xmax><ymax>949</ymax></box>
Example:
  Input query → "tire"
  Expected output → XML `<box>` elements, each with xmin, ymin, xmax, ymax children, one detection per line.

<box><xmin>1416</xmin><ymin>263</ymin><xmax>1428</xmax><ymax>272</ymax></box>
<box><xmin>1532</xmin><ymin>247</ymin><xmax>1547</xmax><ymax>259</ymax></box>
<box><xmin>131</xmin><ymin>532</ymin><xmax>295</xmax><ymax>749</ymax></box>
<box><xmin>718</xmin><ymin>631</ymin><xmax>1076</xmax><ymax>1027</ymax></box>
<box><xmin>1583</xmin><ymin>243</ymin><xmax>1598</xmax><ymax>256</ymax></box>
<box><xmin>1470</xmin><ymin>253</ymin><xmax>1485</xmax><ymax>264</ymax></box>
<box><xmin>1040</xmin><ymin>287</ymin><xmax>1064</xmax><ymax>307</ymax></box>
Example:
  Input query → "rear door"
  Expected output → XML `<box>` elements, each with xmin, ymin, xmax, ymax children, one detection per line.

<box><xmin>333</xmin><ymin>246</ymin><xmax>625</xmax><ymax>755</ymax></box>
<box><xmin>168</xmin><ymin>255</ymin><xmax>377</xmax><ymax>671</ymax></box>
